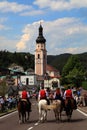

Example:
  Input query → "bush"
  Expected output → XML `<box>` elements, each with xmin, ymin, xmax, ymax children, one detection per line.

<box><xmin>82</xmin><ymin>81</ymin><xmax>87</xmax><ymax>90</ymax></box>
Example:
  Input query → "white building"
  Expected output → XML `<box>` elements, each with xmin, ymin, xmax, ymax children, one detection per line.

<box><xmin>20</xmin><ymin>75</ymin><xmax>37</xmax><ymax>86</ymax></box>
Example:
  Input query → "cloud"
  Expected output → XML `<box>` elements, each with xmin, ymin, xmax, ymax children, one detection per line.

<box><xmin>34</xmin><ymin>0</ymin><xmax>87</xmax><ymax>10</ymax></box>
<box><xmin>0</xmin><ymin>36</ymin><xmax>17</xmax><ymax>51</ymax></box>
<box><xmin>16</xmin><ymin>27</ymin><xmax>31</xmax><ymax>51</ymax></box>
<box><xmin>16</xmin><ymin>20</ymin><xmax>44</xmax><ymax>52</ymax></box>
<box><xmin>0</xmin><ymin>1</ymin><xmax>32</xmax><ymax>13</ymax></box>
<box><xmin>15</xmin><ymin>18</ymin><xmax>87</xmax><ymax>55</ymax></box>
<box><xmin>0</xmin><ymin>24</ymin><xmax>5</xmax><ymax>30</ymax></box>
<box><xmin>20</xmin><ymin>9</ymin><xmax>44</xmax><ymax>16</ymax></box>
<box><xmin>0</xmin><ymin>1</ymin><xmax>45</xmax><ymax>17</ymax></box>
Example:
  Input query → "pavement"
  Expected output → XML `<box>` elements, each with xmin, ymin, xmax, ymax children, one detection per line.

<box><xmin>78</xmin><ymin>106</ymin><xmax>87</xmax><ymax>114</ymax></box>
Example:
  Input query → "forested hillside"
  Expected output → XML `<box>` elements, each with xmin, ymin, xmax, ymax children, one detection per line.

<box><xmin>0</xmin><ymin>50</ymin><xmax>87</xmax><ymax>73</ymax></box>
<box><xmin>47</xmin><ymin>53</ymin><xmax>71</xmax><ymax>74</ymax></box>
<box><xmin>47</xmin><ymin>52</ymin><xmax>87</xmax><ymax>74</ymax></box>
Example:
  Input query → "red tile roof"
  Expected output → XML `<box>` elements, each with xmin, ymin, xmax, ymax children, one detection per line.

<box><xmin>46</xmin><ymin>64</ymin><xmax>59</xmax><ymax>72</ymax></box>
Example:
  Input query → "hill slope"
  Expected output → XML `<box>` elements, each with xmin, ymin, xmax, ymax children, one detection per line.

<box><xmin>0</xmin><ymin>51</ymin><xmax>87</xmax><ymax>74</ymax></box>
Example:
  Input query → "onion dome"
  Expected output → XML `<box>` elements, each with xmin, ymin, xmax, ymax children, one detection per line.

<box><xmin>36</xmin><ymin>24</ymin><xmax>46</xmax><ymax>43</ymax></box>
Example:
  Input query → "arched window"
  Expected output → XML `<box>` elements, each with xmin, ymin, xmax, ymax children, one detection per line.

<box><xmin>38</xmin><ymin>54</ymin><xmax>40</xmax><ymax>59</ymax></box>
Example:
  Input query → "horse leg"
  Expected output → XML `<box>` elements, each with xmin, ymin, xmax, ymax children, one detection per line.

<box><xmin>55</xmin><ymin>110</ymin><xmax>59</xmax><ymax>121</ymax></box>
<box><xmin>40</xmin><ymin>110</ymin><xmax>44</xmax><ymax>122</ymax></box>
<box><xmin>21</xmin><ymin>112</ymin><xmax>25</xmax><ymax>123</ymax></box>
<box><xmin>24</xmin><ymin>112</ymin><xmax>26</xmax><ymax>122</ymax></box>
<box><xmin>27</xmin><ymin>111</ymin><xmax>30</xmax><ymax>121</ymax></box>
<box><xmin>43</xmin><ymin>110</ymin><xmax>47</xmax><ymax>121</ymax></box>
<box><xmin>54</xmin><ymin>109</ymin><xmax>57</xmax><ymax>121</ymax></box>
<box><xmin>38</xmin><ymin>104</ymin><xmax>42</xmax><ymax>122</ymax></box>
<box><xmin>18</xmin><ymin>112</ymin><xmax>22</xmax><ymax>124</ymax></box>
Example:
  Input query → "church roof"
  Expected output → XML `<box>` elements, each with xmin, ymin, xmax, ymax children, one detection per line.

<box><xmin>46</xmin><ymin>64</ymin><xmax>59</xmax><ymax>72</ymax></box>
<box><xmin>36</xmin><ymin>24</ymin><xmax>46</xmax><ymax>43</ymax></box>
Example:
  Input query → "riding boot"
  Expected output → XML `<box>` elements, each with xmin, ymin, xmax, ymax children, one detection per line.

<box><xmin>46</xmin><ymin>99</ymin><xmax>50</xmax><ymax>105</ymax></box>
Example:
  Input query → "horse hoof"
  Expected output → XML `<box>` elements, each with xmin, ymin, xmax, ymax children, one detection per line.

<box><xmin>19</xmin><ymin>120</ymin><xmax>22</xmax><ymax>124</ymax></box>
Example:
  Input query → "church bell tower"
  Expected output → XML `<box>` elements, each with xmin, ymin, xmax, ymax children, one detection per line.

<box><xmin>35</xmin><ymin>24</ymin><xmax>47</xmax><ymax>76</ymax></box>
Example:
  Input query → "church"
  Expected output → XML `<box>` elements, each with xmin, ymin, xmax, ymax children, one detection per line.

<box><xmin>10</xmin><ymin>24</ymin><xmax>61</xmax><ymax>91</ymax></box>
<box><xmin>35</xmin><ymin>24</ymin><xmax>60</xmax><ymax>90</ymax></box>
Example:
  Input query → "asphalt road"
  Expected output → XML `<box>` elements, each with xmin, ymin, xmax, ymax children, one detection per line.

<box><xmin>0</xmin><ymin>98</ymin><xmax>87</xmax><ymax>130</ymax></box>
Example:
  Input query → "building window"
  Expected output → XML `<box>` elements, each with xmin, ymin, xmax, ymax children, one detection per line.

<box><xmin>26</xmin><ymin>78</ymin><xmax>29</xmax><ymax>85</ymax></box>
<box><xmin>38</xmin><ymin>54</ymin><xmax>40</xmax><ymax>59</ymax></box>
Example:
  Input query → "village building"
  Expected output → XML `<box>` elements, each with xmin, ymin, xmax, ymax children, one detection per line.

<box><xmin>0</xmin><ymin>24</ymin><xmax>61</xmax><ymax>96</ymax></box>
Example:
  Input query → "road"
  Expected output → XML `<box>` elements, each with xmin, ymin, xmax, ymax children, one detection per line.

<box><xmin>0</xmin><ymin>98</ymin><xmax>87</xmax><ymax>130</ymax></box>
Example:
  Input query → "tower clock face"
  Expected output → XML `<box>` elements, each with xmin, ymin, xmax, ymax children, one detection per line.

<box><xmin>37</xmin><ymin>59</ymin><xmax>40</xmax><ymax>63</ymax></box>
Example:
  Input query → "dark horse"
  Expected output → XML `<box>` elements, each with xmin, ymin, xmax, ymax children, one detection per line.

<box><xmin>17</xmin><ymin>100</ymin><xmax>30</xmax><ymax>124</ymax></box>
<box><xmin>65</xmin><ymin>98</ymin><xmax>74</xmax><ymax>121</ymax></box>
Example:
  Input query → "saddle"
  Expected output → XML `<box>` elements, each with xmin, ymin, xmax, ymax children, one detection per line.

<box><xmin>21</xmin><ymin>99</ymin><xmax>27</xmax><ymax>102</ymax></box>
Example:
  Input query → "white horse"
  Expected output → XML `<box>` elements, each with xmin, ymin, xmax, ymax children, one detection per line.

<box><xmin>38</xmin><ymin>99</ymin><xmax>47</xmax><ymax>122</ymax></box>
<box><xmin>38</xmin><ymin>99</ymin><xmax>62</xmax><ymax>122</ymax></box>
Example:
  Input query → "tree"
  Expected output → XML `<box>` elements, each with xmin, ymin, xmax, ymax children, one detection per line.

<box><xmin>61</xmin><ymin>55</ymin><xmax>84</xmax><ymax>87</ymax></box>
<box><xmin>0</xmin><ymin>78</ymin><xmax>8</xmax><ymax>96</ymax></box>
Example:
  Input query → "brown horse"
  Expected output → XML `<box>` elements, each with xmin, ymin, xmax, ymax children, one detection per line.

<box><xmin>17</xmin><ymin>100</ymin><xmax>30</xmax><ymax>124</ymax></box>
<box><xmin>64</xmin><ymin>98</ymin><xmax>74</xmax><ymax>121</ymax></box>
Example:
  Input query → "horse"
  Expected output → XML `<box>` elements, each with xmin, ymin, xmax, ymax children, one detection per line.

<box><xmin>38</xmin><ymin>99</ymin><xmax>47</xmax><ymax>122</ymax></box>
<box><xmin>64</xmin><ymin>98</ymin><xmax>74</xmax><ymax>121</ymax></box>
<box><xmin>51</xmin><ymin>100</ymin><xmax>62</xmax><ymax>121</ymax></box>
<box><xmin>17</xmin><ymin>100</ymin><xmax>30</xmax><ymax>124</ymax></box>
<box><xmin>38</xmin><ymin>99</ymin><xmax>62</xmax><ymax>122</ymax></box>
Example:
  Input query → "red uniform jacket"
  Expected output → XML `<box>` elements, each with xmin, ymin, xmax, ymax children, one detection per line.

<box><xmin>65</xmin><ymin>89</ymin><xmax>73</xmax><ymax>98</ymax></box>
<box><xmin>40</xmin><ymin>89</ymin><xmax>46</xmax><ymax>99</ymax></box>
<box><xmin>22</xmin><ymin>90</ymin><xmax>27</xmax><ymax>99</ymax></box>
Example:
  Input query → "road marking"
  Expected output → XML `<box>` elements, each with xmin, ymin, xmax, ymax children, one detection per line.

<box><xmin>34</xmin><ymin>122</ymin><xmax>39</xmax><ymax>125</ymax></box>
<box><xmin>77</xmin><ymin>109</ymin><xmax>87</xmax><ymax>116</ymax></box>
<box><xmin>0</xmin><ymin>111</ymin><xmax>17</xmax><ymax>119</ymax></box>
<box><xmin>27</xmin><ymin>127</ymin><xmax>33</xmax><ymax>130</ymax></box>
<box><xmin>27</xmin><ymin>121</ymin><xmax>40</xmax><ymax>130</ymax></box>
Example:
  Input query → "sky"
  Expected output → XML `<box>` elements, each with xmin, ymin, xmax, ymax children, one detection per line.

<box><xmin>0</xmin><ymin>0</ymin><xmax>87</xmax><ymax>55</ymax></box>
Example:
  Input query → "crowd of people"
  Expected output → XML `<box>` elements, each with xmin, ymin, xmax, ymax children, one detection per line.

<box><xmin>0</xmin><ymin>85</ymin><xmax>87</xmax><ymax>114</ymax></box>
<box><xmin>0</xmin><ymin>95</ymin><xmax>17</xmax><ymax>113</ymax></box>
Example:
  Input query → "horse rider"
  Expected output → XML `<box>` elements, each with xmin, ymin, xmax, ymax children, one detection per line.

<box><xmin>54</xmin><ymin>88</ymin><xmax>62</xmax><ymax>100</ymax></box>
<box><xmin>38</xmin><ymin>86</ymin><xmax>50</xmax><ymax>105</ymax></box>
<box><xmin>54</xmin><ymin>88</ymin><xmax>65</xmax><ymax>108</ymax></box>
<box><xmin>64</xmin><ymin>86</ymin><xmax>77</xmax><ymax>109</ymax></box>
<box><xmin>21</xmin><ymin>86</ymin><xmax>32</xmax><ymax>112</ymax></box>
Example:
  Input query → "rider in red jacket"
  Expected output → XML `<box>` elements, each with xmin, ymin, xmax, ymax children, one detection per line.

<box><xmin>64</xmin><ymin>86</ymin><xmax>74</xmax><ymax>99</ymax></box>
<box><xmin>38</xmin><ymin>86</ymin><xmax>50</xmax><ymax>105</ymax></box>
<box><xmin>22</xmin><ymin>90</ymin><xmax>28</xmax><ymax>99</ymax></box>
<box><xmin>64</xmin><ymin>86</ymin><xmax>77</xmax><ymax>109</ymax></box>
<box><xmin>21</xmin><ymin>87</ymin><xmax>32</xmax><ymax>112</ymax></box>
<box><xmin>38</xmin><ymin>86</ymin><xmax>46</xmax><ymax>100</ymax></box>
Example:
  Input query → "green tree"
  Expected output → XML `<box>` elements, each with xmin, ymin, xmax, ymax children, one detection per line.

<box><xmin>61</xmin><ymin>55</ymin><xmax>84</xmax><ymax>87</ymax></box>
<box><xmin>0</xmin><ymin>78</ymin><xmax>8</xmax><ymax>96</ymax></box>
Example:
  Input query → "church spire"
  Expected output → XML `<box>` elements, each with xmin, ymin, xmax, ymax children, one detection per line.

<box><xmin>36</xmin><ymin>24</ymin><xmax>46</xmax><ymax>43</ymax></box>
